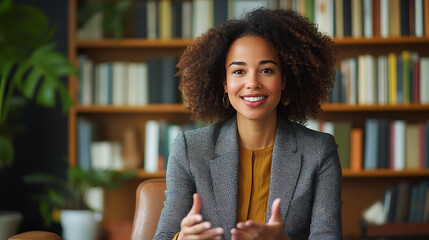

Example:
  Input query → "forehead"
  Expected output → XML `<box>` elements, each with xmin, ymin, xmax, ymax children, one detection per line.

<box><xmin>226</xmin><ymin>35</ymin><xmax>279</xmax><ymax>64</ymax></box>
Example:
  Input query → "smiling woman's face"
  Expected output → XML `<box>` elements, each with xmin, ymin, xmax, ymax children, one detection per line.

<box><xmin>224</xmin><ymin>35</ymin><xmax>283</xmax><ymax>123</ymax></box>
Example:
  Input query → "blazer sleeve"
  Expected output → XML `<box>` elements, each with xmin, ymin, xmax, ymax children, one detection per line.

<box><xmin>309</xmin><ymin>135</ymin><xmax>343</xmax><ymax>240</ymax></box>
<box><xmin>153</xmin><ymin>131</ymin><xmax>195</xmax><ymax>240</ymax></box>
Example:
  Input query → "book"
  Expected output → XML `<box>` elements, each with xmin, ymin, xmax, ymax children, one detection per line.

<box><xmin>390</xmin><ymin>0</ymin><xmax>401</xmax><ymax>36</ymax></box>
<box><xmin>402</xmin><ymin>51</ymin><xmax>411</xmax><ymax>104</ymax></box>
<box><xmin>77</xmin><ymin>118</ymin><xmax>95</xmax><ymax>170</ymax></box>
<box><xmin>415</xmin><ymin>0</ymin><xmax>424</xmax><ymax>36</ymax></box>
<box><xmin>420</xmin><ymin>57</ymin><xmax>429</xmax><ymax>104</ymax></box>
<box><xmin>388</xmin><ymin>53</ymin><xmax>397</xmax><ymax>105</ymax></box>
<box><xmin>352</xmin><ymin>0</ymin><xmax>363</xmax><ymax>37</ymax></box>
<box><xmin>405</xmin><ymin>123</ymin><xmax>420</xmax><ymax>169</ymax></box>
<box><xmin>377</xmin><ymin>119</ymin><xmax>391</xmax><ymax>168</ymax></box>
<box><xmin>396</xmin><ymin>54</ymin><xmax>404</xmax><ymax>104</ymax></box>
<box><xmin>171</xmin><ymin>1</ymin><xmax>183</xmax><ymax>38</ymax></box>
<box><xmin>350</xmin><ymin>128</ymin><xmax>363</xmax><ymax>171</ymax></box>
<box><xmin>400</xmin><ymin>0</ymin><xmax>411</xmax><ymax>35</ymax></box>
<box><xmin>112</xmin><ymin>62</ymin><xmax>127</xmax><ymax>106</ymax></box>
<box><xmin>380</xmin><ymin>0</ymin><xmax>390</xmax><ymax>37</ymax></box>
<box><xmin>315</xmin><ymin>0</ymin><xmax>334</xmax><ymax>36</ymax></box>
<box><xmin>372</xmin><ymin>0</ymin><xmax>381</xmax><ymax>37</ymax></box>
<box><xmin>394</xmin><ymin>181</ymin><xmax>410</xmax><ymax>222</ymax></box>
<box><xmin>335</xmin><ymin>0</ymin><xmax>343</xmax><ymax>37</ymax></box>
<box><xmin>159</xmin><ymin>0</ymin><xmax>172</xmax><ymax>40</ymax></box>
<box><xmin>134</xmin><ymin>0</ymin><xmax>147</xmax><ymax>38</ymax></box>
<box><xmin>182</xmin><ymin>1</ymin><xmax>193</xmax><ymax>39</ymax></box>
<box><xmin>363</xmin><ymin>0</ymin><xmax>373</xmax><ymax>38</ymax></box>
<box><xmin>214</xmin><ymin>0</ymin><xmax>228</xmax><ymax>27</ymax></box>
<box><xmin>144</xmin><ymin>120</ymin><xmax>160</xmax><ymax>172</ymax></box>
<box><xmin>161</xmin><ymin>57</ymin><xmax>179</xmax><ymax>103</ymax></box>
<box><xmin>147</xmin><ymin>58</ymin><xmax>163</xmax><ymax>103</ymax></box>
<box><xmin>135</xmin><ymin>62</ymin><xmax>148</xmax><ymax>106</ymax></box>
<box><xmin>333</xmin><ymin>121</ymin><xmax>352</xmax><ymax>169</ymax></box>
<box><xmin>146</xmin><ymin>0</ymin><xmax>159</xmax><ymax>39</ymax></box>
<box><xmin>364</xmin><ymin>119</ymin><xmax>379</xmax><ymax>169</ymax></box>
<box><xmin>391</xmin><ymin>120</ymin><xmax>406</xmax><ymax>170</ymax></box>
<box><xmin>343</xmin><ymin>0</ymin><xmax>352</xmax><ymax>36</ymax></box>
<box><xmin>193</xmin><ymin>0</ymin><xmax>214</xmax><ymax>37</ymax></box>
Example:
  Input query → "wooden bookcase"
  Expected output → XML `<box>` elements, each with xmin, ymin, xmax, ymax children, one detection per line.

<box><xmin>67</xmin><ymin>0</ymin><xmax>429</xmax><ymax>239</ymax></box>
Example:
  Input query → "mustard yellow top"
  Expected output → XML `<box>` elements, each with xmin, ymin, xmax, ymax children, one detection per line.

<box><xmin>172</xmin><ymin>145</ymin><xmax>273</xmax><ymax>239</ymax></box>
<box><xmin>237</xmin><ymin>145</ymin><xmax>273</xmax><ymax>223</ymax></box>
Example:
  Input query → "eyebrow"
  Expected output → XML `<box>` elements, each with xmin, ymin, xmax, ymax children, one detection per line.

<box><xmin>228</xmin><ymin>60</ymin><xmax>279</xmax><ymax>68</ymax></box>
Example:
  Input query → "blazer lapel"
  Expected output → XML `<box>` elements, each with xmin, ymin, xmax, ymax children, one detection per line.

<box><xmin>209</xmin><ymin>118</ymin><xmax>239</xmax><ymax>233</ymax></box>
<box><xmin>266</xmin><ymin>118</ymin><xmax>302</xmax><ymax>221</ymax></box>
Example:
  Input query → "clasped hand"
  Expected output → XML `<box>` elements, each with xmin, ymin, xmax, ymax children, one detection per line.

<box><xmin>178</xmin><ymin>194</ymin><xmax>289</xmax><ymax>240</ymax></box>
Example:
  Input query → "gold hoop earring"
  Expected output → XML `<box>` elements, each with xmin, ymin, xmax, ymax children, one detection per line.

<box><xmin>281</xmin><ymin>94</ymin><xmax>290</xmax><ymax>106</ymax></box>
<box><xmin>223</xmin><ymin>92</ymin><xmax>230</xmax><ymax>109</ymax></box>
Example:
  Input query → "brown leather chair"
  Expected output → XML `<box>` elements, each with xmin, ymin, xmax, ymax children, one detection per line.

<box><xmin>9</xmin><ymin>178</ymin><xmax>167</xmax><ymax>240</ymax></box>
<box><xmin>131</xmin><ymin>178</ymin><xmax>166</xmax><ymax>240</ymax></box>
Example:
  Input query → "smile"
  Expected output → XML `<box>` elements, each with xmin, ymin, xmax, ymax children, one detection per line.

<box><xmin>242</xmin><ymin>96</ymin><xmax>266</xmax><ymax>102</ymax></box>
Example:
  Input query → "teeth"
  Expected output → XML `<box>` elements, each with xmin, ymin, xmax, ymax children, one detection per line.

<box><xmin>243</xmin><ymin>96</ymin><xmax>265</xmax><ymax>102</ymax></box>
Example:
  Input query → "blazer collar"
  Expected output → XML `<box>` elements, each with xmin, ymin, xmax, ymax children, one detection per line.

<box><xmin>209</xmin><ymin>117</ymin><xmax>239</xmax><ymax>233</ymax></box>
<box><xmin>209</xmin><ymin>116</ymin><xmax>301</xmax><ymax>231</ymax></box>
<box><xmin>266</xmin><ymin>117</ymin><xmax>301</xmax><ymax>222</ymax></box>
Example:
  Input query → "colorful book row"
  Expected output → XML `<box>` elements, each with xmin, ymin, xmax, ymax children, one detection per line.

<box><xmin>77</xmin><ymin>55</ymin><xmax>181</xmax><ymax>106</ymax></box>
<box><xmin>330</xmin><ymin>53</ymin><xmax>429</xmax><ymax>105</ymax></box>
<box><xmin>306</xmin><ymin>119</ymin><xmax>429</xmax><ymax>170</ymax></box>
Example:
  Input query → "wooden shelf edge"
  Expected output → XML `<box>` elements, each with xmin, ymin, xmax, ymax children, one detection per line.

<box><xmin>136</xmin><ymin>170</ymin><xmax>166</xmax><ymax>179</ymax></box>
<box><xmin>342</xmin><ymin>169</ymin><xmax>429</xmax><ymax>178</ymax></box>
<box><xmin>71</xmin><ymin>103</ymin><xmax>429</xmax><ymax>113</ymax></box>
<box><xmin>333</xmin><ymin>36</ymin><xmax>429</xmax><ymax>45</ymax></box>
<box><xmin>364</xmin><ymin>222</ymin><xmax>429</xmax><ymax>237</ymax></box>
<box><xmin>77</xmin><ymin>38</ymin><xmax>194</xmax><ymax>48</ymax></box>
<box><xmin>76</xmin><ymin>37</ymin><xmax>429</xmax><ymax>48</ymax></box>
<box><xmin>72</xmin><ymin>104</ymin><xmax>188</xmax><ymax>114</ymax></box>
<box><xmin>321</xmin><ymin>103</ymin><xmax>429</xmax><ymax>112</ymax></box>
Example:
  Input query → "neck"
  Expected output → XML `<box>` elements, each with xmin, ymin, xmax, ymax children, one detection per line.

<box><xmin>237</xmin><ymin>113</ymin><xmax>277</xmax><ymax>151</ymax></box>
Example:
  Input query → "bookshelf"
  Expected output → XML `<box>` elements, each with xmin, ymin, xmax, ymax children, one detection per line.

<box><xmin>67</xmin><ymin>0</ymin><xmax>429</xmax><ymax>239</ymax></box>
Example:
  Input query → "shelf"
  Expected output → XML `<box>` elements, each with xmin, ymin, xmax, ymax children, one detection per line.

<box><xmin>136</xmin><ymin>170</ymin><xmax>166</xmax><ymax>179</ymax></box>
<box><xmin>71</xmin><ymin>104</ymin><xmax>187</xmax><ymax>114</ymax></box>
<box><xmin>321</xmin><ymin>103</ymin><xmax>429</xmax><ymax>112</ymax></box>
<box><xmin>342</xmin><ymin>169</ymin><xmax>429</xmax><ymax>178</ymax></box>
<box><xmin>77</xmin><ymin>39</ymin><xmax>194</xmax><ymax>48</ymax></box>
<box><xmin>76</xmin><ymin>37</ymin><xmax>429</xmax><ymax>48</ymax></box>
<box><xmin>363</xmin><ymin>222</ymin><xmax>429</xmax><ymax>237</ymax></box>
<box><xmin>71</xmin><ymin>103</ymin><xmax>429</xmax><ymax>114</ymax></box>
<box><xmin>333</xmin><ymin>36</ymin><xmax>429</xmax><ymax>45</ymax></box>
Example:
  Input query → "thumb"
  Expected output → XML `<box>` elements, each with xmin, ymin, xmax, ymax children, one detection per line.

<box><xmin>188</xmin><ymin>193</ymin><xmax>202</xmax><ymax>215</ymax></box>
<box><xmin>268</xmin><ymin>198</ymin><xmax>283</xmax><ymax>224</ymax></box>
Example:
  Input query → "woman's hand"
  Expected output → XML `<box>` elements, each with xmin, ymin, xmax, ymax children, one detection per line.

<box><xmin>230</xmin><ymin>199</ymin><xmax>290</xmax><ymax>240</ymax></box>
<box><xmin>178</xmin><ymin>193</ymin><xmax>224</xmax><ymax>240</ymax></box>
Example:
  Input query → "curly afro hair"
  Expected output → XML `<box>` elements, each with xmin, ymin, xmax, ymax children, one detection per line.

<box><xmin>177</xmin><ymin>8</ymin><xmax>336</xmax><ymax>123</ymax></box>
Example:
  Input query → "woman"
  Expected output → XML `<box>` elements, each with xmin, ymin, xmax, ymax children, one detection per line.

<box><xmin>153</xmin><ymin>8</ymin><xmax>342</xmax><ymax>240</ymax></box>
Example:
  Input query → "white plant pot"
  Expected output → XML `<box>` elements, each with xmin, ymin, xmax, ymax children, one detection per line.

<box><xmin>0</xmin><ymin>210</ymin><xmax>23</xmax><ymax>240</ymax></box>
<box><xmin>60</xmin><ymin>210</ymin><xmax>101</xmax><ymax>240</ymax></box>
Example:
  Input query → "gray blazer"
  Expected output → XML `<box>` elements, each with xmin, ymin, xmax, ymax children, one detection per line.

<box><xmin>153</xmin><ymin>116</ymin><xmax>342</xmax><ymax>240</ymax></box>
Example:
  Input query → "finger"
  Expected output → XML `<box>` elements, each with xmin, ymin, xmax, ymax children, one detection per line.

<box><xmin>268</xmin><ymin>198</ymin><xmax>282</xmax><ymax>224</ymax></box>
<box><xmin>181</xmin><ymin>213</ymin><xmax>203</xmax><ymax>228</ymax></box>
<box><xmin>231</xmin><ymin>227</ymin><xmax>253</xmax><ymax>240</ymax></box>
<box><xmin>182</xmin><ymin>221</ymin><xmax>212</xmax><ymax>235</ymax></box>
<box><xmin>197</xmin><ymin>227</ymin><xmax>224</xmax><ymax>240</ymax></box>
<box><xmin>189</xmin><ymin>193</ymin><xmax>202</xmax><ymax>215</ymax></box>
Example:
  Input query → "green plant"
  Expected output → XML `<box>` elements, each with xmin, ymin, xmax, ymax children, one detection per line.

<box><xmin>24</xmin><ymin>165</ymin><xmax>136</xmax><ymax>227</ymax></box>
<box><xmin>0</xmin><ymin>0</ymin><xmax>77</xmax><ymax>168</ymax></box>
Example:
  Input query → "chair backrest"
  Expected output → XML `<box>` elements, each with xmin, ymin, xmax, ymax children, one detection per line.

<box><xmin>131</xmin><ymin>178</ymin><xmax>166</xmax><ymax>240</ymax></box>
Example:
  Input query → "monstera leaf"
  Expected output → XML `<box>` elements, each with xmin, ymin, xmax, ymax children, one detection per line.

<box><xmin>0</xmin><ymin>0</ymin><xmax>77</xmax><ymax>168</ymax></box>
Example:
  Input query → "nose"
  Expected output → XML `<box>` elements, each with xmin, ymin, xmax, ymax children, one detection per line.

<box><xmin>246</xmin><ymin>72</ymin><xmax>261</xmax><ymax>89</ymax></box>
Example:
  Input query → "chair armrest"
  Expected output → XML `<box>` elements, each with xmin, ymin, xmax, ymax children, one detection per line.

<box><xmin>8</xmin><ymin>231</ymin><xmax>61</xmax><ymax>240</ymax></box>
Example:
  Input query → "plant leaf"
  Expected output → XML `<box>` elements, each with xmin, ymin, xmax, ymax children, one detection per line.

<box><xmin>0</xmin><ymin>135</ymin><xmax>13</xmax><ymax>168</ymax></box>
<box><xmin>14</xmin><ymin>43</ymin><xmax>76</xmax><ymax>112</ymax></box>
